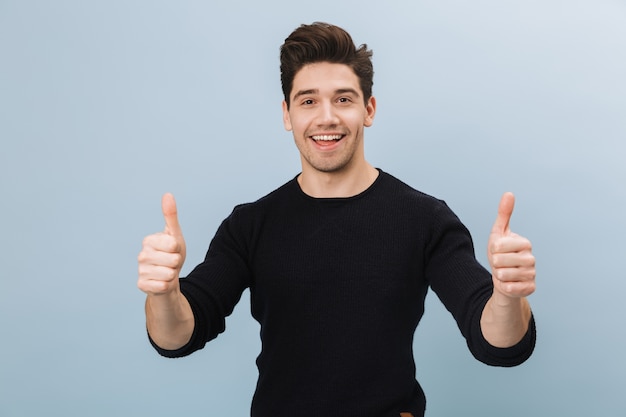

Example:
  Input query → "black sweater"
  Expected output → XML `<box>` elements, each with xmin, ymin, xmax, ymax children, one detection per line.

<box><xmin>151</xmin><ymin>170</ymin><xmax>536</xmax><ymax>417</ymax></box>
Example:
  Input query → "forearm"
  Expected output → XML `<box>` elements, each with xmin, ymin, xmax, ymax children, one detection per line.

<box><xmin>145</xmin><ymin>289</ymin><xmax>195</xmax><ymax>350</ymax></box>
<box><xmin>480</xmin><ymin>292</ymin><xmax>532</xmax><ymax>348</ymax></box>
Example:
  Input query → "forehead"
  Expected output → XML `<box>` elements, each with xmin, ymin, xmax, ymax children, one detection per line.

<box><xmin>291</xmin><ymin>62</ymin><xmax>362</xmax><ymax>98</ymax></box>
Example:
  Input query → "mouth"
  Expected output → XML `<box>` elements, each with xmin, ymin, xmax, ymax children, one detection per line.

<box><xmin>310</xmin><ymin>134</ymin><xmax>345</xmax><ymax>147</ymax></box>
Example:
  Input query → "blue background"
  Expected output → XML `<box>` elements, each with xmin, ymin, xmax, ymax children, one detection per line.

<box><xmin>1</xmin><ymin>1</ymin><xmax>625</xmax><ymax>415</ymax></box>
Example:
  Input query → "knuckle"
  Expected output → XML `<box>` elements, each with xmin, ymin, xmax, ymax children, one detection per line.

<box><xmin>506</xmin><ymin>283</ymin><xmax>517</xmax><ymax>295</ymax></box>
<box><xmin>522</xmin><ymin>266</ymin><xmax>535</xmax><ymax>280</ymax></box>
<box><xmin>137</xmin><ymin>263</ymin><xmax>151</xmax><ymax>277</ymax></box>
<box><xmin>499</xmin><ymin>281</ymin><xmax>513</xmax><ymax>295</ymax></box>
<box><xmin>163</xmin><ymin>236</ymin><xmax>178</xmax><ymax>252</ymax></box>
<box><xmin>137</xmin><ymin>278</ymin><xmax>154</xmax><ymax>293</ymax></box>
<box><xmin>154</xmin><ymin>281</ymin><xmax>169</xmax><ymax>293</ymax></box>
<box><xmin>490</xmin><ymin>242</ymin><xmax>501</xmax><ymax>253</ymax></box>
<box><xmin>165</xmin><ymin>268</ymin><xmax>178</xmax><ymax>281</ymax></box>
<box><xmin>137</xmin><ymin>251</ymin><xmax>148</xmax><ymax>263</ymax></box>
<box><xmin>495</xmin><ymin>269</ymin><xmax>506</xmax><ymax>281</ymax></box>
<box><xmin>142</xmin><ymin>234</ymin><xmax>156</xmax><ymax>248</ymax></box>
<box><xmin>172</xmin><ymin>253</ymin><xmax>183</xmax><ymax>267</ymax></box>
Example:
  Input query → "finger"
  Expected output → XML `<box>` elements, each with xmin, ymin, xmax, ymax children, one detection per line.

<box><xmin>142</xmin><ymin>233</ymin><xmax>181</xmax><ymax>253</ymax></box>
<box><xmin>162</xmin><ymin>193</ymin><xmax>182</xmax><ymax>237</ymax></box>
<box><xmin>493</xmin><ymin>266</ymin><xmax>536</xmax><ymax>283</ymax></box>
<box><xmin>494</xmin><ymin>279</ymin><xmax>536</xmax><ymax>298</ymax></box>
<box><xmin>138</xmin><ymin>248</ymin><xmax>184</xmax><ymax>269</ymax></box>
<box><xmin>491</xmin><ymin>192</ymin><xmax>515</xmax><ymax>235</ymax></box>
<box><xmin>490</xmin><ymin>234</ymin><xmax>532</xmax><ymax>254</ymax></box>
<box><xmin>137</xmin><ymin>276</ymin><xmax>177</xmax><ymax>295</ymax></box>
<box><xmin>490</xmin><ymin>251</ymin><xmax>535</xmax><ymax>269</ymax></box>
<box><xmin>138</xmin><ymin>264</ymin><xmax>179</xmax><ymax>283</ymax></box>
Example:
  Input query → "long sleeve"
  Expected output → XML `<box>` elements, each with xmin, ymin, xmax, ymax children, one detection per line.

<box><xmin>150</xmin><ymin>208</ymin><xmax>252</xmax><ymax>358</ymax></box>
<box><xmin>425</xmin><ymin>200</ymin><xmax>535</xmax><ymax>366</ymax></box>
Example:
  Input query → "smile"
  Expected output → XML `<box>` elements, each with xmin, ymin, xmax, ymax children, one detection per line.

<box><xmin>310</xmin><ymin>134</ymin><xmax>344</xmax><ymax>141</ymax></box>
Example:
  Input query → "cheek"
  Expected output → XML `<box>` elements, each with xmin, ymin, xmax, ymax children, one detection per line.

<box><xmin>291</xmin><ymin>117</ymin><xmax>311</xmax><ymax>136</ymax></box>
<box><xmin>348</xmin><ymin>115</ymin><xmax>367</xmax><ymax>131</ymax></box>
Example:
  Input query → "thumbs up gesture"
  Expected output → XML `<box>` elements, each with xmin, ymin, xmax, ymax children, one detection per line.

<box><xmin>137</xmin><ymin>193</ymin><xmax>187</xmax><ymax>295</ymax></box>
<box><xmin>487</xmin><ymin>193</ymin><xmax>536</xmax><ymax>299</ymax></box>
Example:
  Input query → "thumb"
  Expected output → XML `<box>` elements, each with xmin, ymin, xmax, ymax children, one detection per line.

<box><xmin>162</xmin><ymin>193</ymin><xmax>182</xmax><ymax>236</ymax></box>
<box><xmin>491</xmin><ymin>192</ymin><xmax>515</xmax><ymax>235</ymax></box>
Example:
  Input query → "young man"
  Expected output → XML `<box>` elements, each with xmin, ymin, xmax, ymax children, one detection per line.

<box><xmin>137</xmin><ymin>22</ymin><xmax>536</xmax><ymax>417</ymax></box>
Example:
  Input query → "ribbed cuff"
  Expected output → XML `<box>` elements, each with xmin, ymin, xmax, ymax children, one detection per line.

<box><xmin>475</xmin><ymin>313</ymin><xmax>537</xmax><ymax>367</ymax></box>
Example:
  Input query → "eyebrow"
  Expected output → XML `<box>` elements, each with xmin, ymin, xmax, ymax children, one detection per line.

<box><xmin>292</xmin><ymin>88</ymin><xmax>361</xmax><ymax>101</ymax></box>
<box><xmin>292</xmin><ymin>89</ymin><xmax>318</xmax><ymax>101</ymax></box>
<box><xmin>335</xmin><ymin>88</ymin><xmax>361</xmax><ymax>97</ymax></box>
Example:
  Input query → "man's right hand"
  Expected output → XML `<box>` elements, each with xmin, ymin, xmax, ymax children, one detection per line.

<box><xmin>137</xmin><ymin>193</ymin><xmax>187</xmax><ymax>295</ymax></box>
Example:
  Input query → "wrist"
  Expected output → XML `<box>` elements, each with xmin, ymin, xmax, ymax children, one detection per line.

<box><xmin>490</xmin><ymin>288</ymin><xmax>521</xmax><ymax>308</ymax></box>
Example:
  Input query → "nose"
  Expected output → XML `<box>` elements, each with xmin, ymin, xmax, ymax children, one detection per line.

<box><xmin>316</xmin><ymin>101</ymin><xmax>340</xmax><ymax>126</ymax></box>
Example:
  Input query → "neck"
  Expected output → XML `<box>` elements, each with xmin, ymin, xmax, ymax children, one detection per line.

<box><xmin>298</xmin><ymin>163</ymin><xmax>379</xmax><ymax>198</ymax></box>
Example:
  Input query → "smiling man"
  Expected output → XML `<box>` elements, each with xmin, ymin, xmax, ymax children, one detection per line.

<box><xmin>137</xmin><ymin>22</ymin><xmax>536</xmax><ymax>417</ymax></box>
<box><xmin>283</xmin><ymin>61</ymin><xmax>378</xmax><ymax>197</ymax></box>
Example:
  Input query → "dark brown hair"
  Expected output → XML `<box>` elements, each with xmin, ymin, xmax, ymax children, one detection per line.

<box><xmin>280</xmin><ymin>22</ymin><xmax>374</xmax><ymax>108</ymax></box>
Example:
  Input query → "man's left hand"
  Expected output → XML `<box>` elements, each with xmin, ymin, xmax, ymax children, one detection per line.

<box><xmin>488</xmin><ymin>192</ymin><xmax>536</xmax><ymax>300</ymax></box>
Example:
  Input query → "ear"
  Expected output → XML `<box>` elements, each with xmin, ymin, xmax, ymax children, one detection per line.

<box><xmin>282</xmin><ymin>100</ymin><xmax>293</xmax><ymax>131</ymax></box>
<box><xmin>364</xmin><ymin>96</ymin><xmax>376</xmax><ymax>127</ymax></box>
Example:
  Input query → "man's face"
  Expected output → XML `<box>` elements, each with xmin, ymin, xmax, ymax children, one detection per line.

<box><xmin>282</xmin><ymin>62</ymin><xmax>376</xmax><ymax>175</ymax></box>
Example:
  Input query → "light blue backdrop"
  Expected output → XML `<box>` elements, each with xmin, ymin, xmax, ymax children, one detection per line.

<box><xmin>1</xmin><ymin>1</ymin><xmax>625</xmax><ymax>416</ymax></box>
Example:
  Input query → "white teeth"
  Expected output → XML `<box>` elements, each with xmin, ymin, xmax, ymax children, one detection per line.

<box><xmin>311</xmin><ymin>135</ymin><xmax>342</xmax><ymax>141</ymax></box>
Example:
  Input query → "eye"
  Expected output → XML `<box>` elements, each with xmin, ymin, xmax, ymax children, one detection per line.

<box><xmin>301</xmin><ymin>99</ymin><xmax>315</xmax><ymax>106</ymax></box>
<box><xmin>337</xmin><ymin>97</ymin><xmax>352</xmax><ymax>104</ymax></box>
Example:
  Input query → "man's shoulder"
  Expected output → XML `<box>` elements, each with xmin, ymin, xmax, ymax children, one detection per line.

<box><xmin>230</xmin><ymin>175</ymin><xmax>299</xmax><ymax>216</ymax></box>
<box><xmin>378</xmin><ymin>169</ymin><xmax>445</xmax><ymax>207</ymax></box>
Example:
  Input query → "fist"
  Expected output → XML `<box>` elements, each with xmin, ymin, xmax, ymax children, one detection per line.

<box><xmin>488</xmin><ymin>192</ymin><xmax>536</xmax><ymax>299</ymax></box>
<box><xmin>137</xmin><ymin>193</ymin><xmax>187</xmax><ymax>295</ymax></box>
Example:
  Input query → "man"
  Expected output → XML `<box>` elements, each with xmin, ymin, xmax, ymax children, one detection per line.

<box><xmin>137</xmin><ymin>22</ymin><xmax>536</xmax><ymax>417</ymax></box>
